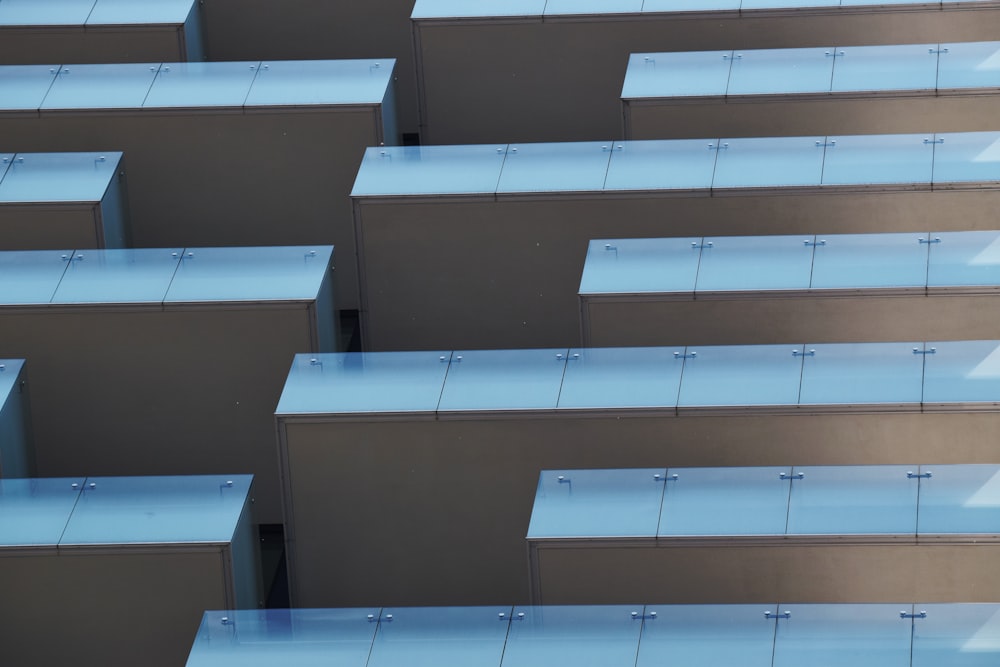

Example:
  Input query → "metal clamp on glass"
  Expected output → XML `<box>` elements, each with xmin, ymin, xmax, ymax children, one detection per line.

<box><xmin>707</xmin><ymin>143</ymin><xmax>728</xmax><ymax>151</ymax></box>
<box><xmin>653</xmin><ymin>473</ymin><xmax>678</xmax><ymax>482</ymax></box>
<box><xmin>674</xmin><ymin>351</ymin><xmax>697</xmax><ymax>359</ymax></box>
<box><xmin>824</xmin><ymin>51</ymin><xmax>845</xmax><ymax>58</ymax></box>
<box><xmin>912</xmin><ymin>348</ymin><xmax>937</xmax><ymax>355</ymax></box>
<box><xmin>815</xmin><ymin>141</ymin><xmax>836</xmax><ymax>148</ymax></box>
<box><xmin>691</xmin><ymin>242</ymin><xmax>713</xmax><ymax>249</ymax></box>
<box><xmin>803</xmin><ymin>240</ymin><xmax>826</xmax><ymax>247</ymax></box>
<box><xmin>556</xmin><ymin>476</ymin><xmax>571</xmax><ymax>484</ymax></box>
<box><xmin>792</xmin><ymin>349</ymin><xmax>815</xmax><ymax>357</ymax></box>
<box><xmin>631</xmin><ymin>611</ymin><xmax>658</xmax><ymax>620</ymax></box>
<box><xmin>900</xmin><ymin>611</ymin><xmax>927</xmax><ymax>619</ymax></box>
<box><xmin>906</xmin><ymin>471</ymin><xmax>932</xmax><ymax>479</ymax></box>
<box><xmin>779</xmin><ymin>472</ymin><xmax>804</xmax><ymax>480</ymax></box>
<box><xmin>918</xmin><ymin>237</ymin><xmax>941</xmax><ymax>244</ymax></box>
<box><xmin>555</xmin><ymin>353</ymin><xmax>579</xmax><ymax>361</ymax></box>
<box><xmin>923</xmin><ymin>138</ymin><xmax>944</xmax><ymax>145</ymax></box>
<box><xmin>765</xmin><ymin>611</ymin><xmax>791</xmax><ymax>619</ymax></box>
<box><xmin>367</xmin><ymin>613</ymin><xmax>393</xmax><ymax>622</ymax></box>
<box><xmin>498</xmin><ymin>612</ymin><xmax>525</xmax><ymax>621</ymax></box>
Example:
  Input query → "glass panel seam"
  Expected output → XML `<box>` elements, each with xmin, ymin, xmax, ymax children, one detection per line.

<box><xmin>82</xmin><ymin>0</ymin><xmax>99</xmax><ymax>24</ymax></box>
<box><xmin>36</xmin><ymin>67</ymin><xmax>64</xmax><ymax>112</ymax></box>
<box><xmin>241</xmin><ymin>61</ymin><xmax>266</xmax><ymax>109</ymax></box>
<box><xmin>138</xmin><ymin>63</ymin><xmax>164</xmax><ymax>108</ymax></box>
<box><xmin>365</xmin><ymin>608</ymin><xmax>384</xmax><ymax>666</ymax></box>
<box><xmin>497</xmin><ymin>607</ymin><xmax>515</xmax><ymax>667</ymax></box>
<box><xmin>159</xmin><ymin>247</ymin><xmax>188</xmax><ymax>304</ymax></box>
<box><xmin>47</xmin><ymin>246</ymin><xmax>78</xmax><ymax>302</ymax></box>
<box><xmin>434</xmin><ymin>351</ymin><xmax>454</xmax><ymax>413</ymax></box>
<box><xmin>494</xmin><ymin>145</ymin><xmax>510</xmax><ymax>194</ymax></box>
<box><xmin>56</xmin><ymin>476</ymin><xmax>87</xmax><ymax>545</ymax></box>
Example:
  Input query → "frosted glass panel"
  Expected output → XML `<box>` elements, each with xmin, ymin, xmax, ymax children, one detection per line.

<box><xmin>727</xmin><ymin>47</ymin><xmax>834</xmax><ymax>95</ymax></box>
<box><xmin>821</xmin><ymin>134</ymin><xmax>933</xmax><ymax>185</ymax></box>
<box><xmin>368</xmin><ymin>607</ymin><xmax>512</xmax><ymax>667</ymax></box>
<box><xmin>773</xmin><ymin>605</ymin><xmax>913</xmax><ymax>667</ymax></box>
<box><xmin>0</xmin><ymin>477</ymin><xmax>83</xmax><ymax>546</ymax></box>
<box><xmin>0</xmin><ymin>152</ymin><xmax>121</xmax><ymax>203</ymax></box>
<box><xmin>351</xmin><ymin>145</ymin><xmax>507</xmax><ymax>196</ymax></box>
<box><xmin>0</xmin><ymin>249</ymin><xmax>72</xmax><ymax>304</ymax></box>
<box><xmin>163</xmin><ymin>246</ymin><xmax>332</xmax><ymax>302</ymax></box>
<box><xmin>558</xmin><ymin>347</ymin><xmax>683</xmax><ymax>410</ymax></box>
<box><xmin>798</xmin><ymin>343</ymin><xmax>924</xmax><ymax>407</ymax></box>
<box><xmin>712</xmin><ymin>136</ymin><xmax>825</xmax><ymax>188</ymax></box>
<box><xmin>658</xmin><ymin>466</ymin><xmax>790</xmax><ymax>536</ymax></box>
<box><xmin>912</xmin><ymin>604</ymin><xmax>1000</xmax><ymax>667</ymax></box>
<box><xmin>921</xmin><ymin>340</ymin><xmax>1000</xmax><ymax>406</ymax></box>
<box><xmin>621</xmin><ymin>51</ymin><xmax>733</xmax><ymax>99</ymax></box>
<box><xmin>276</xmin><ymin>352</ymin><xmax>450</xmax><ymax>415</ymax></box>
<box><xmin>497</xmin><ymin>142</ymin><xmax>613</xmax><ymax>193</ymax></box>
<box><xmin>186</xmin><ymin>608</ymin><xmax>380</xmax><ymax>667</ymax></box>
<box><xmin>0</xmin><ymin>65</ymin><xmax>60</xmax><ymax>111</ymax></box>
<box><xmin>809</xmin><ymin>233</ymin><xmax>929</xmax><ymax>289</ymax></box>
<box><xmin>831</xmin><ymin>44</ymin><xmax>938</xmax><ymax>93</ymax></box>
<box><xmin>936</xmin><ymin>42</ymin><xmax>1000</xmax><ymax>91</ymax></box>
<box><xmin>437</xmin><ymin>349</ymin><xmax>567</xmax><ymax>411</ymax></box>
<box><xmin>927</xmin><ymin>231</ymin><xmax>1000</xmax><ymax>288</ymax></box>
<box><xmin>677</xmin><ymin>345</ymin><xmax>803</xmax><ymax>408</ymax></box>
<box><xmin>40</xmin><ymin>63</ymin><xmax>160</xmax><ymax>110</ymax></box>
<box><xmin>579</xmin><ymin>238</ymin><xmax>701</xmax><ymax>294</ymax></box>
<box><xmin>636</xmin><ymin>605</ymin><xmax>775</xmax><ymax>667</ymax></box>
<box><xmin>527</xmin><ymin>469</ymin><xmax>666</xmax><ymax>538</ymax></box>
<box><xmin>59</xmin><ymin>474</ymin><xmax>252</xmax><ymax>545</ymax></box>
<box><xmin>694</xmin><ymin>235</ymin><xmax>813</xmax><ymax>292</ymax></box>
<box><xmin>786</xmin><ymin>465</ymin><xmax>918</xmax><ymax>535</ymax></box>
<box><xmin>931</xmin><ymin>132</ymin><xmax>1000</xmax><ymax>185</ymax></box>
<box><xmin>603</xmin><ymin>139</ymin><xmax>716</xmax><ymax>191</ymax></box>
<box><xmin>246</xmin><ymin>60</ymin><xmax>395</xmax><ymax>107</ymax></box>
<box><xmin>917</xmin><ymin>464</ymin><xmax>1000</xmax><ymax>535</ymax></box>
<box><xmin>502</xmin><ymin>606</ymin><xmax>643</xmax><ymax>667</ymax></box>
<box><xmin>51</xmin><ymin>248</ymin><xmax>182</xmax><ymax>304</ymax></box>
<box><xmin>143</xmin><ymin>62</ymin><xmax>257</xmax><ymax>108</ymax></box>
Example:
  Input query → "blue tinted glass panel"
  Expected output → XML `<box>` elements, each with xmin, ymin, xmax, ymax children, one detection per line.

<box><xmin>40</xmin><ymin>63</ymin><xmax>160</xmax><ymax>110</ymax></box>
<box><xmin>579</xmin><ymin>238</ymin><xmax>701</xmax><ymax>295</ymax></box>
<box><xmin>786</xmin><ymin>466</ymin><xmax>918</xmax><ymax>535</ymax></box>
<box><xmin>809</xmin><ymin>233</ymin><xmax>929</xmax><ymax>289</ymax></box>
<box><xmin>694</xmin><ymin>235</ymin><xmax>813</xmax><ymax>292</ymax></box>
<box><xmin>0</xmin><ymin>65</ymin><xmax>60</xmax><ymax>111</ymax></box>
<box><xmin>502</xmin><ymin>606</ymin><xmax>642</xmax><ymax>667</ymax></box>
<box><xmin>927</xmin><ymin>231</ymin><xmax>1000</xmax><ymax>288</ymax></box>
<box><xmin>368</xmin><ymin>607</ymin><xmax>512</xmax><ymax>667</ymax></box>
<box><xmin>498</xmin><ymin>142</ymin><xmax>612</xmax><ymax>193</ymax></box>
<box><xmin>59</xmin><ymin>474</ymin><xmax>252</xmax><ymax>545</ymax></box>
<box><xmin>677</xmin><ymin>345</ymin><xmax>803</xmax><ymax>408</ymax></box>
<box><xmin>558</xmin><ymin>347</ymin><xmax>684</xmax><ymax>409</ymax></box>
<box><xmin>821</xmin><ymin>134</ymin><xmax>933</xmax><ymax>185</ymax></box>
<box><xmin>917</xmin><ymin>465</ymin><xmax>1000</xmax><ymax>535</ymax></box>
<box><xmin>931</xmin><ymin>132</ymin><xmax>1000</xmax><ymax>185</ymax></box>
<box><xmin>527</xmin><ymin>469</ymin><xmax>666</xmax><ymax>538</ymax></box>
<box><xmin>142</xmin><ymin>62</ymin><xmax>256</xmax><ymax>108</ymax></box>
<box><xmin>276</xmin><ymin>352</ymin><xmax>450</xmax><ymax>415</ymax></box>
<box><xmin>799</xmin><ymin>343</ymin><xmax>924</xmax><ymax>406</ymax></box>
<box><xmin>545</xmin><ymin>0</ymin><xmax>643</xmax><ymax>14</ymax></box>
<box><xmin>246</xmin><ymin>60</ymin><xmax>394</xmax><ymax>107</ymax></box>
<box><xmin>727</xmin><ymin>47</ymin><xmax>834</xmax><ymax>95</ymax></box>
<box><xmin>621</xmin><ymin>51</ymin><xmax>733</xmax><ymax>99</ymax></box>
<box><xmin>351</xmin><ymin>145</ymin><xmax>506</xmax><ymax>196</ymax></box>
<box><xmin>411</xmin><ymin>0</ymin><xmax>546</xmax><ymax>19</ymax></box>
<box><xmin>604</xmin><ymin>139</ymin><xmax>716</xmax><ymax>191</ymax></box>
<box><xmin>922</xmin><ymin>340</ymin><xmax>1000</xmax><ymax>405</ymax></box>
<box><xmin>437</xmin><ymin>349</ymin><xmax>566</xmax><ymax>411</ymax></box>
<box><xmin>87</xmin><ymin>0</ymin><xmax>195</xmax><ymax>24</ymax></box>
<box><xmin>186</xmin><ymin>608</ymin><xmax>380</xmax><ymax>667</ymax></box>
<box><xmin>163</xmin><ymin>246</ymin><xmax>332</xmax><ymax>302</ymax></box>
<box><xmin>636</xmin><ymin>605</ymin><xmax>774</xmax><ymax>667</ymax></box>
<box><xmin>658</xmin><ymin>466</ymin><xmax>790</xmax><ymax>536</ymax></box>
<box><xmin>0</xmin><ymin>0</ymin><xmax>96</xmax><ymax>25</ymax></box>
<box><xmin>831</xmin><ymin>44</ymin><xmax>938</xmax><ymax>93</ymax></box>
<box><xmin>936</xmin><ymin>42</ymin><xmax>1000</xmax><ymax>90</ymax></box>
<box><xmin>50</xmin><ymin>248</ymin><xmax>181</xmax><ymax>304</ymax></box>
<box><xmin>0</xmin><ymin>478</ymin><xmax>83</xmax><ymax>547</ymax></box>
<box><xmin>712</xmin><ymin>136</ymin><xmax>825</xmax><ymax>188</ymax></box>
<box><xmin>0</xmin><ymin>249</ymin><xmax>72</xmax><ymax>304</ymax></box>
<box><xmin>0</xmin><ymin>152</ymin><xmax>121</xmax><ymax>203</ymax></box>
<box><xmin>0</xmin><ymin>359</ymin><xmax>24</xmax><ymax>403</ymax></box>
<box><xmin>773</xmin><ymin>604</ymin><xmax>913</xmax><ymax>667</ymax></box>
<box><xmin>0</xmin><ymin>154</ymin><xmax>11</xmax><ymax>182</ymax></box>
<box><xmin>912</xmin><ymin>604</ymin><xmax>1000</xmax><ymax>667</ymax></box>
<box><xmin>642</xmin><ymin>0</ymin><xmax>740</xmax><ymax>10</ymax></box>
